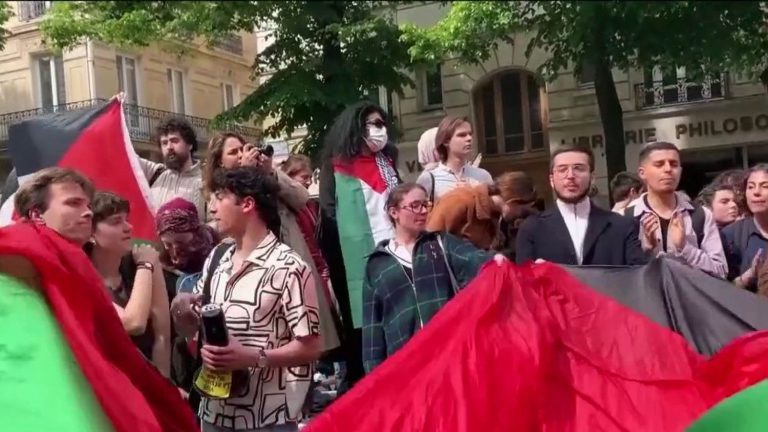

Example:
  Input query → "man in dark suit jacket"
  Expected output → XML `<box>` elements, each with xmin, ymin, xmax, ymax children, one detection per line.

<box><xmin>516</xmin><ymin>144</ymin><xmax>647</xmax><ymax>266</ymax></box>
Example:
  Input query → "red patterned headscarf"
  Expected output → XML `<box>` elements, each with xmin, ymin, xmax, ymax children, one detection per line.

<box><xmin>155</xmin><ymin>198</ymin><xmax>216</xmax><ymax>274</ymax></box>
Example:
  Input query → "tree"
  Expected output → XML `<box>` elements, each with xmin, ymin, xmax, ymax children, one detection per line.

<box><xmin>40</xmin><ymin>1</ymin><xmax>415</xmax><ymax>159</ymax></box>
<box><xmin>0</xmin><ymin>1</ymin><xmax>12</xmax><ymax>51</ymax></box>
<box><xmin>403</xmin><ymin>2</ymin><xmax>768</xmax><ymax>192</ymax></box>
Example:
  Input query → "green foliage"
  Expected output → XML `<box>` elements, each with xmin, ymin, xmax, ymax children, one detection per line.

<box><xmin>403</xmin><ymin>1</ymin><xmax>768</xmax><ymax>84</ymax></box>
<box><xmin>40</xmin><ymin>1</ymin><xmax>416</xmax><ymax>159</ymax></box>
<box><xmin>0</xmin><ymin>1</ymin><xmax>12</xmax><ymax>51</ymax></box>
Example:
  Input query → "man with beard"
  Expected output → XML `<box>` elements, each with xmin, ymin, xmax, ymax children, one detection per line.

<box><xmin>515</xmin><ymin>144</ymin><xmax>646</xmax><ymax>266</ymax></box>
<box><xmin>627</xmin><ymin>141</ymin><xmax>727</xmax><ymax>278</ymax></box>
<box><xmin>140</xmin><ymin>117</ymin><xmax>206</xmax><ymax>222</ymax></box>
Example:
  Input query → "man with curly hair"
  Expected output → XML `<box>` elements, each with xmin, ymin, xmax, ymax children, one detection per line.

<box><xmin>139</xmin><ymin>117</ymin><xmax>206</xmax><ymax>221</ymax></box>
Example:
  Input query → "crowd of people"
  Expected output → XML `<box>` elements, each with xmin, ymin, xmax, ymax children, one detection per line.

<box><xmin>4</xmin><ymin>96</ymin><xmax>768</xmax><ymax>431</ymax></box>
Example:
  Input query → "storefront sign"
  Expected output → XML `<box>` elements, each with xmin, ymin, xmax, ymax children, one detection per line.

<box><xmin>558</xmin><ymin>113</ymin><xmax>768</xmax><ymax>149</ymax></box>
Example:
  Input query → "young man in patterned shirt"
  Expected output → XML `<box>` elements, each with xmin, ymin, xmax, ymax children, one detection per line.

<box><xmin>172</xmin><ymin>167</ymin><xmax>322</xmax><ymax>432</ymax></box>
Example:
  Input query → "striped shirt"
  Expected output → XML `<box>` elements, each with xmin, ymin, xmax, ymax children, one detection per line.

<box><xmin>139</xmin><ymin>158</ymin><xmax>205</xmax><ymax>222</ymax></box>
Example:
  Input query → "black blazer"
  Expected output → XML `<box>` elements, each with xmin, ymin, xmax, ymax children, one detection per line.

<box><xmin>515</xmin><ymin>203</ymin><xmax>648</xmax><ymax>266</ymax></box>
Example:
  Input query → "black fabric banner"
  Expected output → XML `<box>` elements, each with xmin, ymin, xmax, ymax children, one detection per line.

<box><xmin>563</xmin><ymin>258</ymin><xmax>768</xmax><ymax>356</ymax></box>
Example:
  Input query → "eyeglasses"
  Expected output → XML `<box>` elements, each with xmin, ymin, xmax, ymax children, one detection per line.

<box><xmin>553</xmin><ymin>164</ymin><xmax>590</xmax><ymax>177</ymax></box>
<box><xmin>366</xmin><ymin>119</ymin><xmax>386</xmax><ymax>128</ymax></box>
<box><xmin>398</xmin><ymin>201</ymin><xmax>432</xmax><ymax>213</ymax></box>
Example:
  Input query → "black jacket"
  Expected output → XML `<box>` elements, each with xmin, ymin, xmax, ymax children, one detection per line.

<box><xmin>515</xmin><ymin>203</ymin><xmax>647</xmax><ymax>266</ymax></box>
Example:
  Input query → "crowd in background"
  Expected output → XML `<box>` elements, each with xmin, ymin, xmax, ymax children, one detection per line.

<box><xmin>7</xmin><ymin>96</ymin><xmax>768</xmax><ymax>432</ymax></box>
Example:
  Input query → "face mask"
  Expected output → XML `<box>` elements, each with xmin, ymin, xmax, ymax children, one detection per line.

<box><xmin>366</xmin><ymin>126</ymin><xmax>388</xmax><ymax>152</ymax></box>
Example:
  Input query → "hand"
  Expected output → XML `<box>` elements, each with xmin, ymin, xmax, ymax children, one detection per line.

<box><xmin>201</xmin><ymin>337</ymin><xmax>256</xmax><ymax>372</ymax></box>
<box><xmin>255</xmin><ymin>150</ymin><xmax>274</xmax><ymax>174</ymax></box>
<box><xmin>171</xmin><ymin>293</ymin><xmax>202</xmax><ymax>335</ymax></box>
<box><xmin>110</xmin><ymin>92</ymin><xmax>126</xmax><ymax>103</ymax></box>
<box><xmin>534</xmin><ymin>258</ymin><xmax>546</xmax><ymax>264</ymax></box>
<box><xmin>239</xmin><ymin>146</ymin><xmax>261</xmax><ymax>168</ymax></box>
<box><xmin>640</xmin><ymin>213</ymin><xmax>660</xmax><ymax>250</ymax></box>
<box><xmin>178</xmin><ymin>387</ymin><xmax>189</xmax><ymax>400</ymax></box>
<box><xmin>668</xmin><ymin>211</ymin><xmax>686</xmax><ymax>252</ymax></box>
<box><xmin>493</xmin><ymin>254</ymin><xmax>507</xmax><ymax>266</ymax></box>
<box><xmin>132</xmin><ymin>244</ymin><xmax>159</xmax><ymax>264</ymax></box>
<box><xmin>739</xmin><ymin>249</ymin><xmax>764</xmax><ymax>286</ymax></box>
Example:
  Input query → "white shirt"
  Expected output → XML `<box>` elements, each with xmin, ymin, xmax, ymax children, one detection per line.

<box><xmin>416</xmin><ymin>162</ymin><xmax>493</xmax><ymax>201</ymax></box>
<box><xmin>556</xmin><ymin>198</ymin><xmax>591</xmax><ymax>264</ymax></box>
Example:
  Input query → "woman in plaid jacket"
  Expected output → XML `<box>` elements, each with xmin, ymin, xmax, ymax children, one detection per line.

<box><xmin>362</xmin><ymin>183</ymin><xmax>493</xmax><ymax>373</ymax></box>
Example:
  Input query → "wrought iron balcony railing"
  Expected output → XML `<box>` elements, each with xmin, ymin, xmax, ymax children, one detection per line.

<box><xmin>18</xmin><ymin>1</ymin><xmax>49</xmax><ymax>21</ymax></box>
<box><xmin>0</xmin><ymin>99</ymin><xmax>261</xmax><ymax>151</ymax></box>
<box><xmin>634</xmin><ymin>74</ymin><xmax>726</xmax><ymax>109</ymax></box>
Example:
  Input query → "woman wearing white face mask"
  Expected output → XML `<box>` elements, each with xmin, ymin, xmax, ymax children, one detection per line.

<box><xmin>318</xmin><ymin>101</ymin><xmax>401</xmax><ymax>393</ymax></box>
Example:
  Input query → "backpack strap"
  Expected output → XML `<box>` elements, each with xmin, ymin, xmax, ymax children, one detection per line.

<box><xmin>201</xmin><ymin>242</ymin><xmax>231</xmax><ymax>305</ymax></box>
<box><xmin>436</xmin><ymin>234</ymin><xmax>459</xmax><ymax>296</ymax></box>
<box><xmin>429</xmin><ymin>172</ymin><xmax>436</xmax><ymax>202</ymax></box>
<box><xmin>148</xmin><ymin>166</ymin><xmax>166</xmax><ymax>187</ymax></box>
<box><xmin>690</xmin><ymin>205</ymin><xmax>706</xmax><ymax>248</ymax></box>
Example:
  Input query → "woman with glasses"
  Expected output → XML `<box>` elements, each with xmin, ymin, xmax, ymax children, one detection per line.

<box><xmin>362</xmin><ymin>183</ymin><xmax>494</xmax><ymax>373</ymax></box>
<box><xmin>416</xmin><ymin>116</ymin><xmax>493</xmax><ymax>203</ymax></box>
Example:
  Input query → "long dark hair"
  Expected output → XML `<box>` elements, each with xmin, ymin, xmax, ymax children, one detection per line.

<box><xmin>322</xmin><ymin>101</ymin><xmax>398</xmax><ymax>163</ymax></box>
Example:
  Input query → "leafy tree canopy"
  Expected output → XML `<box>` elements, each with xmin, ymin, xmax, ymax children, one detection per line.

<box><xmin>403</xmin><ymin>1</ymin><xmax>768</xmax><ymax>83</ymax></box>
<box><xmin>41</xmin><ymin>1</ymin><xmax>416</xmax><ymax>158</ymax></box>
<box><xmin>0</xmin><ymin>1</ymin><xmax>13</xmax><ymax>51</ymax></box>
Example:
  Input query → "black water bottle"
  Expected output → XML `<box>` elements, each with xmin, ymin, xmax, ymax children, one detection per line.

<box><xmin>194</xmin><ymin>304</ymin><xmax>249</xmax><ymax>399</ymax></box>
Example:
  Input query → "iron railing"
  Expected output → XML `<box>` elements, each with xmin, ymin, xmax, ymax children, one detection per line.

<box><xmin>213</xmin><ymin>34</ymin><xmax>244</xmax><ymax>56</ymax></box>
<box><xmin>635</xmin><ymin>74</ymin><xmax>726</xmax><ymax>109</ymax></box>
<box><xmin>0</xmin><ymin>99</ymin><xmax>261</xmax><ymax>150</ymax></box>
<box><xmin>18</xmin><ymin>1</ymin><xmax>49</xmax><ymax>21</ymax></box>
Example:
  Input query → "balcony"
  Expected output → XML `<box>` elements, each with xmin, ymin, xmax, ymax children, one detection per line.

<box><xmin>18</xmin><ymin>1</ymin><xmax>50</xmax><ymax>21</ymax></box>
<box><xmin>635</xmin><ymin>74</ymin><xmax>726</xmax><ymax>109</ymax></box>
<box><xmin>0</xmin><ymin>99</ymin><xmax>261</xmax><ymax>152</ymax></box>
<box><xmin>213</xmin><ymin>34</ymin><xmax>244</xmax><ymax>56</ymax></box>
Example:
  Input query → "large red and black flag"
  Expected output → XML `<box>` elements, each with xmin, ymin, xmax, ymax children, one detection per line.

<box><xmin>305</xmin><ymin>260</ymin><xmax>768</xmax><ymax>432</ymax></box>
<box><xmin>0</xmin><ymin>99</ymin><xmax>156</xmax><ymax>239</ymax></box>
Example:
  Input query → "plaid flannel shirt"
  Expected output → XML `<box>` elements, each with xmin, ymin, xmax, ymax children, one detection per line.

<box><xmin>362</xmin><ymin>232</ymin><xmax>492</xmax><ymax>373</ymax></box>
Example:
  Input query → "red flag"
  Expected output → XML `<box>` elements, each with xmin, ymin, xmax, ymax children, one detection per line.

<box><xmin>307</xmin><ymin>262</ymin><xmax>717</xmax><ymax>432</ymax></box>
<box><xmin>0</xmin><ymin>99</ymin><xmax>156</xmax><ymax>240</ymax></box>
<box><xmin>0</xmin><ymin>222</ymin><xmax>197</xmax><ymax>431</ymax></box>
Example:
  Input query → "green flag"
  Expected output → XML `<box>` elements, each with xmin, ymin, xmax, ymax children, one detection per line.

<box><xmin>687</xmin><ymin>379</ymin><xmax>768</xmax><ymax>431</ymax></box>
<box><xmin>0</xmin><ymin>274</ymin><xmax>112</xmax><ymax>431</ymax></box>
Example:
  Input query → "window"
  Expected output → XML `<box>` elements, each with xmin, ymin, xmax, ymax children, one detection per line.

<box><xmin>166</xmin><ymin>68</ymin><xmax>186</xmax><ymax>114</ymax></box>
<box><xmin>117</xmin><ymin>55</ymin><xmax>139</xmax><ymax>127</ymax></box>
<box><xmin>422</xmin><ymin>64</ymin><xmax>443</xmax><ymax>109</ymax></box>
<box><xmin>364</xmin><ymin>86</ymin><xmax>393</xmax><ymax>116</ymax></box>
<box><xmin>19</xmin><ymin>1</ymin><xmax>50</xmax><ymax>21</ymax></box>
<box><xmin>578</xmin><ymin>60</ymin><xmax>596</xmax><ymax>86</ymax></box>
<box><xmin>637</xmin><ymin>65</ymin><xmax>724</xmax><ymax>108</ymax></box>
<box><xmin>222</xmin><ymin>83</ymin><xmax>236</xmax><ymax>110</ymax></box>
<box><xmin>474</xmin><ymin>70</ymin><xmax>547</xmax><ymax>156</ymax></box>
<box><xmin>37</xmin><ymin>55</ymin><xmax>66</xmax><ymax>111</ymax></box>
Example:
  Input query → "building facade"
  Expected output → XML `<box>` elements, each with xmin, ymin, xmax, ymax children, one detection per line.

<box><xmin>0</xmin><ymin>1</ymin><xmax>261</xmax><ymax>180</ymax></box>
<box><xmin>391</xmin><ymin>2</ymin><xmax>768</xmax><ymax>204</ymax></box>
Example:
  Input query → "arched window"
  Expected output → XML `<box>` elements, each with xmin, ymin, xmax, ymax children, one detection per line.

<box><xmin>474</xmin><ymin>70</ymin><xmax>548</xmax><ymax>156</ymax></box>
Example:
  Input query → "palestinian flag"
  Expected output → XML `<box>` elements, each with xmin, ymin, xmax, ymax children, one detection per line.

<box><xmin>0</xmin><ymin>222</ymin><xmax>198</xmax><ymax>431</ymax></box>
<box><xmin>305</xmin><ymin>261</ymin><xmax>768</xmax><ymax>432</ymax></box>
<box><xmin>688</xmin><ymin>380</ymin><xmax>768</xmax><ymax>430</ymax></box>
<box><xmin>0</xmin><ymin>99</ymin><xmax>156</xmax><ymax>240</ymax></box>
<box><xmin>334</xmin><ymin>155</ymin><xmax>395</xmax><ymax>327</ymax></box>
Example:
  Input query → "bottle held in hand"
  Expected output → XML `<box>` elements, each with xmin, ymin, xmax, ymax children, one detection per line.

<box><xmin>193</xmin><ymin>304</ymin><xmax>249</xmax><ymax>399</ymax></box>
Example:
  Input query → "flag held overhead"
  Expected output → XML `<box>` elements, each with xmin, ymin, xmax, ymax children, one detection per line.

<box><xmin>0</xmin><ymin>99</ymin><xmax>156</xmax><ymax>240</ymax></box>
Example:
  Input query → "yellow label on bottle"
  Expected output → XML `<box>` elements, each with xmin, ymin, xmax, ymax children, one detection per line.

<box><xmin>194</xmin><ymin>367</ymin><xmax>233</xmax><ymax>399</ymax></box>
